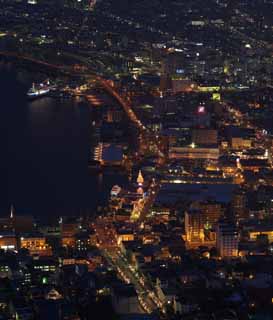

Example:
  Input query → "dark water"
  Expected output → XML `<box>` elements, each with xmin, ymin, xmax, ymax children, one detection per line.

<box><xmin>4</xmin><ymin>93</ymin><xmax>128</xmax><ymax>219</ymax></box>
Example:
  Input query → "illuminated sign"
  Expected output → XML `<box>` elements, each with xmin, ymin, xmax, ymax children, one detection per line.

<box><xmin>198</xmin><ymin>106</ymin><xmax>205</xmax><ymax>114</ymax></box>
<box><xmin>212</xmin><ymin>93</ymin><xmax>221</xmax><ymax>101</ymax></box>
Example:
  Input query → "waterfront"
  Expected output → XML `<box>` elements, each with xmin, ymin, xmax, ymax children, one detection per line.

<box><xmin>4</xmin><ymin>95</ymin><xmax>128</xmax><ymax>219</ymax></box>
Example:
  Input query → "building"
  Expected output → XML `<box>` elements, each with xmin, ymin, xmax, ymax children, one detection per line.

<box><xmin>185</xmin><ymin>209</ymin><xmax>205</xmax><ymax>245</ymax></box>
<box><xmin>244</xmin><ymin>223</ymin><xmax>273</xmax><ymax>243</ymax></box>
<box><xmin>20</xmin><ymin>233</ymin><xmax>52</xmax><ymax>256</ymax></box>
<box><xmin>107</xmin><ymin>108</ymin><xmax>123</xmax><ymax>123</ymax></box>
<box><xmin>61</xmin><ymin>220</ymin><xmax>79</xmax><ymax>248</ymax></box>
<box><xmin>95</xmin><ymin>143</ymin><xmax>124</xmax><ymax>166</ymax></box>
<box><xmin>231</xmin><ymin>190</ymin><xmax>247</xmax><ymax>221</ymax></box>
<box><xmin>216</xmin><ymin>222</ymin><xmax>239</xmax><ymax>258</ymax></box>
<box><xmin>75</xmin><ymin>231</ymin><xmax>93</xmax><ymax>252</ymax></box>
<box><xmin>117</xmin><ymin>229</ymin><xmax>135</xmax><ymax>245</ymax></box>
<box><xmin>231</xmin><ymin>137</ymin><xmax>252</xmax><ymax>150</ymax></box>
<box><xmin>169</xmin><ymin>145</ymin><xmax>219</xmax><ymax>160</ymax></box>
<box><xmin>32</xmin><ymin>258</ymin><xmax>57</xmax><ymax>273</ymax></box>
<box><xmin>0</xmin><ymin>263</ymin><xmax>11</xmax><ymax>278</ymax></box>
<box><xmin>192</xmin><ymin>129</ymin><xmax>218</xmax><ymax>146</ymax></box>
<box><xmin>185</xmin><ymin>208</ymin><xmax>216</xmax><ymax>248</ymax></box>
<box><xmin>191</xmin><ymin>200</ymin><xmax>223</xmax><ymax>226</ymax></box>
<box><xmin>184</xmin><ymin>200</ymin><xmax>223</xmax><ymax>248</ymax></box>
<box><xmin>239</xmin><ymin>159</ymin><xmax>270</xmax><ymax>172</ymax></box>
<box><xmin>0</xmin><ymin>232</ymin><xmax>17</xmax><ymax>251</ymax></box>
<box><xmin>155</xmin><ymin>183</ymin><xmax>237</xmax><ymax>207</ymax></box>
<box><xmin>226</xmin><ymin>127</ymin><xmax>255</xmax><ymax>150</ymax></box>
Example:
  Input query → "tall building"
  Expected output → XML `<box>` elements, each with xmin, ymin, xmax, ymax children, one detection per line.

<box><xmin>185</xmin><ymin>210</ymin><xmax>218</xmax><ymax>248</ymax></box>
<box><xmin>185</xmin><ymin>209</ymin><xmax>205</xmax><ymax>245</ymax></box>
<box><xmin>190</xmin><ymin>200</ymin><xmax>223</xmax><ymax>227</ymax></box>
<box><xmin>231</xmin><ymin>190</ymin><xmax>247</xmax><ymax>221</ymax></box>
<box><xmin>185</xmin><ymin>201</ymin><xmax>223</xmax><ymax>248</ymax></box>
<box><xmin>216</xmin><ymin>222</ymin><xmax>239</xmax><ymax>258</ymax></box>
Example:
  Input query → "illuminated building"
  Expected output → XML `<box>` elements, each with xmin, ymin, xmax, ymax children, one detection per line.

<box><xmin>192</xmin><ymin>129</ymin><xmax>218</xmax><ymax>146</ymax></box>
<box><xmin>185</xmin><ymin>209</ymin><xmax>216</xmax><ymax>248</ymax></box>
<box><xmin>185</xmin><ymin>200</ymin><xmax>223</xmax><ymax>248</ymax></box>
<box><xmin>150</xmin><ymin>206</ymin><xmax>170</xmax><ymax>223</ymax></box>
<box><xmin>227</xmin><ymin>127</ymin><xmax>255</xmax><ymax>150</ymax></box>
<box><xmin>117</xmin><ymin>230</ymin><xmax>134</xmax><ymax>245</ymax></box>
<box><xmin>216</xmin><ymin>222</ymin><xmax>239</xmax><ymax>258</ymax></box>
<box><xmin>231</xmin><ymin>190</ymin><xmax>247</xmax><ymax>220</ymax></box>
<box><xmin>61</xmin><ymin>221</ymin><xmax>79</xmax><ymax>248</ymax></box>
<box><xmin>75</xmin><ymin>231</ymin><xmax>93</xmax><ymax>252</ymax></box>
<box><xmin>20</xmin><ymin>233</ymin><xmax>52</xmax><ymax>256</ymax></box>
<box><xmin>107</xmin><ymin>108</ymin><xmax>123</xmax><ymax>123</ymax></box>
<box><xmin>171</xmin><ymin>77</ymin><xmax>196</xmax><ymax>94</ymax></box>
<box><xmin>231</xmin><ymin>137</ymin><xmax>252</xmax><ymax>150</ymax></box>
<box><xmin>247</xmin><ymin>225</ymin><xmax>273</xmax><ymax>243</ymax></box>
<box><xmin>185</xmin><ymin>201</ymin><xmax>223</xmax><ymax>247</ymax></box>
<box><xmin>32</xmin><ymin>258</ymin><xmax>57</xmax><ymax>273</ymax></box>
<box><xmin>198</xmin><ymin>86</ymin><xmax>220</xmax><ymax>92</ymax></box>
<box><xmin>61</xmin><ymin>236</ymin><xmax>76</xmax><ymax>248</ymax></box>
<box><xmin>169</xmin><ymin>145</ymin><xmax>219</xmax><ymax>160</ymax></box>
<box><xmin>93</xmin><ymin>143</ymin><xmax>103</xmax><ymax>162</ymax></box>
<box><xmin>185</xmin><ymin>209</ymin><xmax>205</xmax><ymax>245</ymax></box>
<box><xmin>190</xmin><ymin>200</ymin><xmax>223</xmax><ymax>226</ymax></box>
<box><xmin>239</xmin><ymin>159</ymin><xmax>270</xmax><ymax>172</ymax></box>
<box><xmin>95</xmin><ymin>143</ymin><xmax>124</xmax><ymax>166</ymax></box>
<box><xmin>0</xmin><ymin>263</ymin><xmax>11</xmax><ymax>278</ymax></box>
<box><xmin>162</xmin><ymin>173</ymin><xmax>233</xmax><ymax>185</ymax></box>
<box><xmin>0</xmin><ymin>232</ymin><xmax>17</xmax><ymax>251</ymax></box>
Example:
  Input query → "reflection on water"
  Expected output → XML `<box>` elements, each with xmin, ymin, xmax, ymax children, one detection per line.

<box><xmin>6</xmin><ymin>96</ymin><xmax>128</xmax><ymax>219</ymax></box>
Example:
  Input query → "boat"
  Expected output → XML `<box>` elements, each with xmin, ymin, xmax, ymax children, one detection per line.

<box><xmin>27</xmin><ymin>82</ymin><xmax>51</xmax><ymax>100</ymax></box>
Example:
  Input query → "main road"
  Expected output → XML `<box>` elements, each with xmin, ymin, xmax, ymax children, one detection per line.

<box><xmin>94</xmin><ymin>216</ymin><xmax>167</xmax><ymax>315</ymax></box>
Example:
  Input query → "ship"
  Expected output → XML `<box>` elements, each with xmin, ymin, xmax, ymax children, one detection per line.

<box><xmin>27</xmin><ymin>82</ymin><xmax>51</xmax><ymax>100</ymax></box>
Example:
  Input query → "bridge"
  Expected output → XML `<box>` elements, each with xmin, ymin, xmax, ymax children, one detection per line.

<box><xmin>0</xmin><ymin>51</ymin><xmax>70</xmax><ymax>75</ymax></box>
